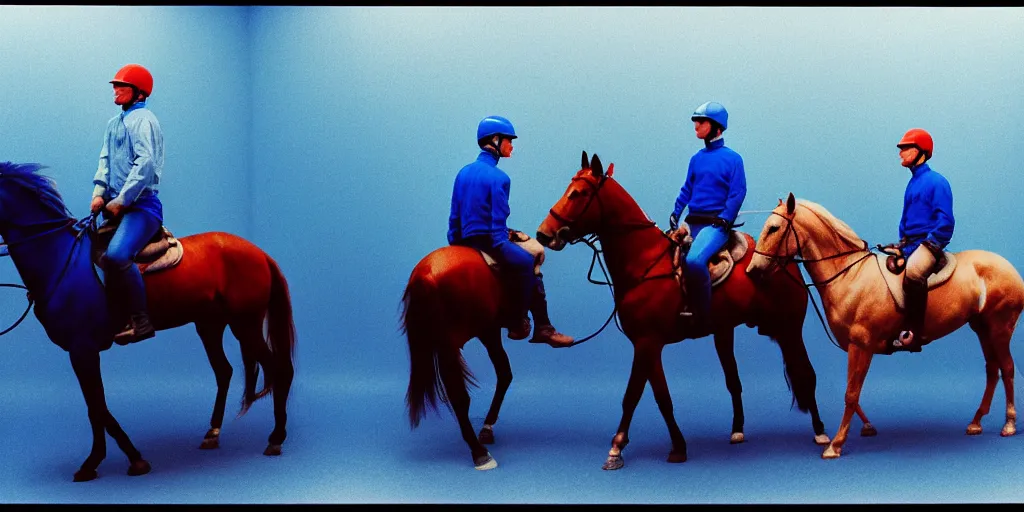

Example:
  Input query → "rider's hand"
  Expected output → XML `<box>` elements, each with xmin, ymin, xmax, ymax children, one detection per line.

<box><xmin>105</xmin><ymin>201</ymin><xmax>124</xmax><ymax>218</ymax></box>
<box><xmin>90</xmin><ymin>196</ymin><xmax>105</xmax><ymax>214</ymax></box>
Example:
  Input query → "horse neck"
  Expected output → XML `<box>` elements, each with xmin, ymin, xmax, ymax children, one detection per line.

<box><xmin>593</xmin><ymin>182</ymin><xmax>670</xmax><ymax>293</ymax></box>
<box><xmin>3</xmin><ymin>223</ymin><xmax>82</xmax><ymax>302</ymax></box>
<box><xmin>794</xmin><ymin>208</ymin><xmax>867</xmax><ymax>288</ymax></box>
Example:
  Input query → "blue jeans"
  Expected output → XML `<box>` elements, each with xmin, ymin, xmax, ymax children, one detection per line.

<box><xmin>683</xmin><ymin>223</ymin><xmax>730</xmax><ymax>318</ymax></box>
<box><xmin>103</xmin><ymin>210</ymin><xmax>161</xmax><ymax>314</ymax></box>
<box><xmin>456</xmin><ymin>234</ymin><xmax>537</xmax><ymax>318</ymax></box>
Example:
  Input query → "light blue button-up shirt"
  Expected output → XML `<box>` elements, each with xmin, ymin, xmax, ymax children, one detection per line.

<box><xmin>92</xmin><ymin>102</ymin><xmax>163</xmax><ymax>214</ymax></box>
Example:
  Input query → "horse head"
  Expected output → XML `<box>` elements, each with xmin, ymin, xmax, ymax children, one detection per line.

<box><xmin>536</xmin><ymin>150</ymin><xmax>615</xmax><ymax>251</ymax></box>
<box><xmin>747</xmin><ymin>192</ymin><xmax>800</xmax><ymax>280</ymax></box>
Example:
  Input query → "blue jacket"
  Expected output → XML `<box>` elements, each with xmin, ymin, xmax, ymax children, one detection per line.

<box><xmin>448</xmin><ymin>151</ymin><xmax>511</xmax><ymax>246</ymax></box>
<box><xmin>899</xmin><ymin>163</ymin><xmax>954</xmax><ymax>257</ymax></box>
<box><xmin>671</xmin><ymin>138</ymin><xmax>747</xmax><ymax>225</ymax></box>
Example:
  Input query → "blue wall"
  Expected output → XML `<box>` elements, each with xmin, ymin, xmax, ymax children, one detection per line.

<box><xmin>1</xmin><ymin>6</ymin><xmax>1023</xmax><ymax>504</ymax></box>
<box><xmin>248</xmin><ymin>6</ymin><xmax>1024</xmax><ymax>382</ymax></box>
<box><xmin>0</xmin><ymin>4</ymin><xmax>252</xmax><ymax>428</ymax></box>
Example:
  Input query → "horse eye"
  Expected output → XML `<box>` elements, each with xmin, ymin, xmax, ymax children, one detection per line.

<box><xmin>767</xmin><ymin>225</ymin><xmax>780</xmax><ymax>235</ymax></box>
<box><xmin>567</xmin><ymin>190</ymin><xmax>579</xmax><ymax>199</ymax></box>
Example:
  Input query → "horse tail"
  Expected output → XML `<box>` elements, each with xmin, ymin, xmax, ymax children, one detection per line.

<box><xmin>402</xmin><ymin>268</ymin><xmax>476</xmax><ymax>429</ymax></box>
<box><xmin>245</xmin><ymin>255</ymin><xmax>297</xmax><ymax>411</ymax></box>
<box><xmin>769</xmin><ymin>330</ymin><xmax>817</xmax><ymax>414</ymax></box>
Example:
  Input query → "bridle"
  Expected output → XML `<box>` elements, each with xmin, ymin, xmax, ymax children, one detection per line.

<box><xmin>0</xmin><ymin>174</ymin><xmax>97</xmax><ymax>337</ymax></box>
<box><xmin>546</xmin><ymin>172</ymin><xmax>681</xmax><ymax>346</ymax></box>
<box><xmin>751</xmin><ymin>208</ymin><xmax>875</xmax><ymax>350</ymax></box>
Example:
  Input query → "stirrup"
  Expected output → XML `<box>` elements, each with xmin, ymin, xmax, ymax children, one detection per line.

<box><xmin>889</xmin><ymin>331</ymin><xmax>921</xmax><ymax>353</ymax></box>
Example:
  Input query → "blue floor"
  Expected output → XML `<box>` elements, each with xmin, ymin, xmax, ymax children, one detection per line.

<box><xmin>0</xmin><ymin>320</ymin><xmax>1021</xmax><ymax>504</ymax></box>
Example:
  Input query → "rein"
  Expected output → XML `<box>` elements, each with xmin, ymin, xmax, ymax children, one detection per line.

<box><xmin>551</xmin><ymin>174</ymin><xmax>682</xmax><ymax>347</ymax></box>
<box><xmin>751</xmin><ymin>209</ymin><xmax>878</xmax><ymax>351</ymax></box>
<box><xmin>0</xmin><ymin>212</ymin><xmax>97</xmax><ymax>337</ymax></box>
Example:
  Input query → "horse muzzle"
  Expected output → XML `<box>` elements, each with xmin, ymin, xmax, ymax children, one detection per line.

<box><xmin>536</xmin><ymin>227</ymin><xmax>570</xmax><ymax>251</ymax></box>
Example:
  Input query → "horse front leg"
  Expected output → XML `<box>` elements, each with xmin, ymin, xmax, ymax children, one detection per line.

<box><xmin>646</xmin><ymin>342</ymin><xmax>687</xmax><ymax>463</ymax></box>
<box><xmin>477</xmin><ymin>329</ymin><xmax>512</xmax><ymax>445</ymax></box>
<box><xmin>823</xmin><ymin>340</ymin><xmax>874</xmax><ymax>459</ymax></box>
<box><xmin>69</xmin><ymin>349</ymin><xmax>150</xmax><ymax>482</ymax></box>
<box><xmin>604</xmin><ymin>344</ymin><xmax>652</xmax><ymax>470</ymax></box>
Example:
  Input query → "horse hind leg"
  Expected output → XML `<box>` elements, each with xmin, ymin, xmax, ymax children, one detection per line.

<box><xmin>196</xmin><ymin>321</ymin><xmax>230</xmax><ymax>450</ymax></box>
<box><xmin>436</xmin><ymin>345</ymin><xmax>495</xmax><ymax>470</ymax></box>
<box><xmin>646</xmin><ymin>344</ymin><xmax>687</xmax><ymax>463</ymax></box>
<box><xmin>477</xmin><ymin>328</ymin><xmax>512</xmax><ymax>445</ymax></box>
<box><xmin>228</xmin><ymin>318</ymin><xmax>284</xmax><ymax>455</ymax></box>
<box><xmin>977</xmin><ymin>311</ymin><xmax>1019</xmax><ymax>437</ymax></box>
<box><xmin>713</xmin><ymin>329</ymin><xmax>746</xmax><ymax>444</ymax></box>
<box><xmin>773</xmin><ymin>328</ymin><xmax>831</xmax><ymax>445</ymax></box>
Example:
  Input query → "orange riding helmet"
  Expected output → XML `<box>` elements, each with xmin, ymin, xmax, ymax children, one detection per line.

<box><xmin>110</xmin><ymin>64</ymin><xmax>154</xmax><ymax>97</ymax></box>
<box><xmin>897</xmin><ymin>128</ymin><xmax>933</xmax><ymax>160</ymax></box>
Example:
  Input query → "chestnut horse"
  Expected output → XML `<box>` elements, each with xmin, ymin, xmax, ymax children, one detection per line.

<box><xmin>748</xmin><ymin>193</ymin><xmax>1023</xmax><ymax>459</ymax></box>
<box><xmin>0</xmin><ymin>162</ymin><xmax>296</xmax><ymax>481</ymax></box>
<box><xmin>402</xmin><ymin>233</ymin><xmax>552</xmax><ymax>470</ymax></box>
<box><xmin>534</xmin><ymin>152</ymin><xmax>828</xmax><ymax>470</ymax></box>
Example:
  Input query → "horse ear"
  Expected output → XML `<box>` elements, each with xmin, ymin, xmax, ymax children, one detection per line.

<box><xmin>581</xmin><ymin>150</ymin><xmax>589</xmax><ymax>169</ymax></box>
<box><xmin>606</xmin><ymin>163</ymin><xmax>614</xmax><ymax>177</ymax></box>
<box><xmin>786</xmin><ymin>193</ymin><xmax>796</xmax><ymax>215</ymax></box>
<box><xmin>591</xmin><ymin>154</ymin><xmax>604</xmax><ymax>176</ymax></box>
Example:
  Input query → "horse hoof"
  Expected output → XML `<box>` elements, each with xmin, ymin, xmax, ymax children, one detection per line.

<box><xmin>478</xmin><ymin>428</ymin><xmax>495</xmax><ymax>445</ymax></box>
<box><xmin>821</xmin><ymin>446</ymin><xmax>840</xmax><ymax>459</ymax></box>
<box><xmin>199</xmin><ymin>437</ymin><xmax>220</xmax><ymax>450</ymax></box>
<box><xmin>127</xmin><ymin>459</ymin><xmax>151</xmax><ymax>477</ymax></box>
<box><xmin>1001</xmin><ymin>424</ymin><xmax>1016</xmax><ymax>437</ymax></box>
<box><xmin>729</xmin><ymin>432</ymin><xmax>745</xmax><ymax>444</ymax></box>
<box><xmin>602</xmin><ymin>454</ymin><xmax>624</xmax><ymax>470</ymax></box>
<box><xmin>667</xmin><ymin>450</ymin><xmax>687</xmax><ymax>463</ymax></box>
<box><xmin>860</xmin><ymin>424</ymin><xmax>877</xmax><ymax>437</ymax></box>
<box><xmin>264</xmin><ymin>444</ymin><xmax>283</xmax><ymax>456</ymax></box>
<box><xmin>73</xmin><ymin>468</ymin><xmax>98</xmax><ymax>482</ymax></box>
<box><xmin>966</xmin><ymin>424</ymin><xmax>983</xmax><ymax>436</ymax></box>
<box><xmin>474</xmin><ymin>452</ymin><xmax>497</xmax><ymax>470</ymax></box>
<box><xmin>814</xmin><ymin>434</ymin><xmax>831</xmax><ymax>445</ymax></box>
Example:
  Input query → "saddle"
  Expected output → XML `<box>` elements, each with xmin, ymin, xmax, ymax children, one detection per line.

<box><xmin>480</xmin><ymin>229</ymin><xmax>545</xmax><ymax>276</ymax></box>
<box><xmin>672</xmin><ymin>230</ymin><xmax>749</xmax><ymax>288</ymax></box>
<box><xmin>875</xmin><ymin>245</ymin><xmax>957</xmax><ymax>310</ymax></box>
<box><xmin>90</xmin><ymin>219</ymin><xmax>184</xmax><ymax>274</ymax></box>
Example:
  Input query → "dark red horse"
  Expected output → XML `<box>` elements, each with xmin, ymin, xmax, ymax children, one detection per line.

<box><xmin>533</xmin><ymin>152</ymin><xmax>828</xmax><ymax>470</ymax></box>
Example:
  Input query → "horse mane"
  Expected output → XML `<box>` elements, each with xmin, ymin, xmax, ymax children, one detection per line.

<box><xmin>0</xmin><ymin>161</ymin><xmax>72</xmax><ymax>219</ymax></box>
<box><xmin>795</xmin><ymin>198</ymin><xmax>865</xmax><ymax>249</ymax></box>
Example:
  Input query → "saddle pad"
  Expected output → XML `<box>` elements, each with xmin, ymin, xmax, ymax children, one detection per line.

<box><xmin>673</xmin><ymin>230</ymin><xmax>749</xmax><ymax>288</ymax></box>
<box><xmin>138</xmin><ymin>237</ymin><xmax>184</xmax><ymax>274</ymax></box>
<box><xmin>878</xmin><ymin>251</ymin><xmax>957</xmax><ymax>310</ymax></box>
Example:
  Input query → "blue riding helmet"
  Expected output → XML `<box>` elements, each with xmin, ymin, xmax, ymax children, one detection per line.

<box><xmin>477</xmin><ymin>115</ymin><xmax>518</xmax><ymax>142</ymax></box>
<box><xmin>691</xmin><ymin>101</ymin><xmax>728</xmax><ymax>131</ymax></box>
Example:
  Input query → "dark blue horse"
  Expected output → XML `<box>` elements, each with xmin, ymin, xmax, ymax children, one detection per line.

<box><xmin>0</xmin><ymin>161</ymin><xmax>297</xmax><ymax>481</ymax></box>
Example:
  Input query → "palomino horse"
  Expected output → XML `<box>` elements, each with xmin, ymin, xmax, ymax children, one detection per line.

<box><xmin>402</xmin><ymin>231</ymin><xmax>552</xmax><ymax>470</ymax></box>
<box><xmin>0</xmin><ymin>162</ymin><xmax>296</xmax><ymax>481</ymax></box>
<box><xmin>747</xmin><ymin>193</ymin><xmax>1023</xmax><ymax>459</ymax></box>
<box><xmin>535</xmin><ymin>152</ymin><xmax>829</xmax><ymax>470</ymax></box>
